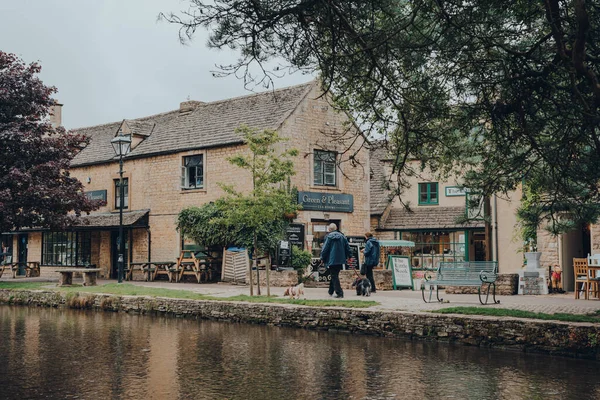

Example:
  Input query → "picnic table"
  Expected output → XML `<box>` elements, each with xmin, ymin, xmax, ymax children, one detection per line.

<box><xmin>129</xmin><ymin>262</ymin><xmax>176</xmax><ymax>282</ymax></box>
<box><xmin>7</xmin><ymin>261</ymin><xmax>41</xmax><ymax>278</ymax></box>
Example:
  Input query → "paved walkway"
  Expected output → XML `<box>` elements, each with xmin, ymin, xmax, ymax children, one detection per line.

<box><xmin>5</xmin><ymin>277</ymin><xmax>600</xmax><ymax>316</ymax></box>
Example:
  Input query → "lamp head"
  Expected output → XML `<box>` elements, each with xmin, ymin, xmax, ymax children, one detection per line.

<box><xmin>111</xmin><ymin>130</ymin><xmax>131</xmax><ymax>157</ymax></box>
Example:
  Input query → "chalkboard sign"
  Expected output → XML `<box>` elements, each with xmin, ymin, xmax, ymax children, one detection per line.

<box><xmin>346</xmin><ymin>243</ymin><xmax>361</xmax><ymax>271</ymax></box>
<box><xmin>386</xmin><ymin>255</ymin><xmax>413</xmax><ymax>290</ymax></box>
<box><xmin>286</xmin><ymin>224</ymin><xmax>305</xmax><ymax>250</ymax></box>
<box><xmin>277</xmin><ymin>240</ymin><xmax>291</xmax><ymax>267</ymax></box>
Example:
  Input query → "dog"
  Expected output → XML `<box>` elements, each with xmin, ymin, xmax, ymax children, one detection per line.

<box><xmin>283</xmin><ymin>282</ymin><xmax>305</xmax><ymax>299</ymax></box>
<box><xmin>352</xmin><ymin>277</ymin><xmax>372</xmax><ymax>296</ymax></box>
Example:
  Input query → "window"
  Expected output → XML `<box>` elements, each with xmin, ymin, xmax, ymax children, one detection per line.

<box><xmin>42</xmin><ymin>231</ymin><xmax>91</xmax><ymax>266</ymax></box>
<box><xmin>314</xmin><ymin>150</ymin><xmax>336</xmax><ymax>186</ymax></box>
<box><xmin>114</xmin><ymin>178</ymin><xmax>129</xmax><ymax>209</ymax></box>
<box><xmin>399</xmin><ymin>230</ymin><xmax>467</xmax><ymax>269</ymax></box>
<box><xmin>418</xmin><ymin>182</ymin><xmax>438</xmax><ymax>205</ymax></box>
<box><xmin>182</xmin><ymin>155</ymin><xmax>204</xmax><ymax>189</ymax></box>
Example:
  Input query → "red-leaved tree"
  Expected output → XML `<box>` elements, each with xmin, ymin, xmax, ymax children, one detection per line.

<box><xmin>0</xmin><ymin>51</ymin><xmax>100</xmax><ymax>232</ymax></box>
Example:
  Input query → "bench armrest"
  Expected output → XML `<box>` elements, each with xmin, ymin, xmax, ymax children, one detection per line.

<box><xmin>479</xmin><ymin>270</ymin><xmax>497</xmax><ymax>283</ymax></box>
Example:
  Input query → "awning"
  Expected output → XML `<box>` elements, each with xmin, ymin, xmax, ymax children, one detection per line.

<box><xmin>379</xmin><ymin>240</ymin><xmax>415</xmax><ymax>247</ymax></box>
<box><xmin>73</xmin><ymin>209</ymin><xmax>150</xmax><ymax>229</ymax></box>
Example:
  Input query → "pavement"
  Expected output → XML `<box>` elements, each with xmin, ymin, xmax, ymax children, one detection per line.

<box><xmin>6</xmin><ymin>276</ymin><xmax>600</xmax><ymax>316</ymax></box>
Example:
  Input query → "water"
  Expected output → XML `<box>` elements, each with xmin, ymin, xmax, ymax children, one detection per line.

<box><xmin>0</xmin><ymin>306</ymin><xmax>598</xmax><ymax>400</ymax></box>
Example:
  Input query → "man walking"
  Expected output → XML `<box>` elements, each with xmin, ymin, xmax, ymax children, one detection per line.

<box><xmin>362</xmin><ymin>232</ymin><xmax>381</xmax><ymax>293</ymax></box>
<box><xmin>320</xmin><ymin>223</ymin><xmax>350</xmax><ymax>298</ymax></box>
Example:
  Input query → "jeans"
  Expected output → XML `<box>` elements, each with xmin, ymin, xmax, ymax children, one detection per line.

<box><xmin>328</xmin><ymin>265</ymin><xmax>343</xmax><ymax>297</ymax></box>
<box><xmin>365</xmin><ymin>264</ymin><xmax>376</xmax><ymax>292</ymax></box>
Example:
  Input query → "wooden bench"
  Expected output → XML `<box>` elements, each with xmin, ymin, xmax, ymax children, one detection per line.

<box><xmin>55</xmin><ymin>268</ymin><xmax>101</xmax><ymax>286</ymax></box>
<box><xmin>422</xmin><ymin>261</ymin><xmax>499</xmax><ymax>305</ymax></box>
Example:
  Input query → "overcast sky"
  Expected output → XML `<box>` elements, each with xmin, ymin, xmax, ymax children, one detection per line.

<box><xmin>1</xmin><ymin>0</ymin><xmax>312</xmax><ymax>129</ymax></box>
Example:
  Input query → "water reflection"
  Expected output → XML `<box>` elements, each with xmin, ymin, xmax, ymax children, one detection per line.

<box><xmin>0</xmin><ymin>306</ymin><xmax>598</xmax><ymax>399</ymax></box>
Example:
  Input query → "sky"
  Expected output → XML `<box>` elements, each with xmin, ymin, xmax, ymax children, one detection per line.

<box><xmin>1</xmin><ymin>0</ymin><xmax>312</xmax><ymax>129</ymax></box>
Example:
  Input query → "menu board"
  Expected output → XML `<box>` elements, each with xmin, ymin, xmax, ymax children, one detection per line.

<box><xmin>277</xmin><ymin>240</ymin><xmax>291</xmax><ymax>267</ymax></box>
<box><xmin>346</xmin><ymin>243</ymin><xmax>361</xmax><ymax>271</ymax></box>
<box><xmin>387</xmin><ymin>255</ymin><xmax>413</xmax><ymax>289</ymax></box>
<box><xmin>286</xmin><ymin>224</ymin><xmax>305</xmax><ymax>250</ymax></box>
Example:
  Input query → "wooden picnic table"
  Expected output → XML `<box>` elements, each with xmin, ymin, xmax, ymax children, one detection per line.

<box><xmin>8</xmin><ymin>261</ymin><xmax>41</xmax><ymax>278</ymax></box>
<box><xmin>129</xmin><ymin>262</ymin><xmax>176</xmax><ymax>282</ymax></box>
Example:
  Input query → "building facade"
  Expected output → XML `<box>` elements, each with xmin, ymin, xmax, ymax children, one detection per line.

<box><xmin>2</xmin><ymin>82</ymin><xmax>370</xmax><ymax>279</ymax></box>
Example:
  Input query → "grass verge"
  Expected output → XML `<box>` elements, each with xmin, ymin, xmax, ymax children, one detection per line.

<box><xmin>434</xmin><ymin>306</ymin><xmax>600</xmax><ymax>323</ymax></box>
<box><xmin>0</xmin><ymin>282</ymin><xmax>377</xmax><ymax>308</ymax></box>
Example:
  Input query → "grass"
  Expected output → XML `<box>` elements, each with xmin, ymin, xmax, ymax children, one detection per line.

<box><xmin>434</xmin><ymin>306</ymin><xmax>600</xmax><ymax>323</ymax></box>
<box><xmin>0</xmin><ymin>282</ymin><xmax>378</xmax><ymax>308</ymax></box>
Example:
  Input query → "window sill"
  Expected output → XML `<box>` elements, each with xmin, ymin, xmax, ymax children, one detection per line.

<box><xmin>417</xmin><ymin>203</ymin><xmax>439</xmax><ymax>206</ymax></box>
<box><xmin>181</xmin><ymin>188</ymin><xmax>207</xmax><ymax>194</ymax></box>
<box><xmin>309</xmin><ymin>186</ymin><xmax>341</xmax><ymax>192</ymax></box>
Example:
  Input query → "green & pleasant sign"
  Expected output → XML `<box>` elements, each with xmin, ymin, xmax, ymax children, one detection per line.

<box><xmin>298</xmin><ymin>191</ymin><xmax>354</xmax><ymax>212</ymax></box>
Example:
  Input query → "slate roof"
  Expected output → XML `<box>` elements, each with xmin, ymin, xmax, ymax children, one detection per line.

<box><xmin>370</xmin><ymin>143</ymin><xmax>393</xmax><ymax>215</ymax></box>
<box><xmin>74</xmin><ymin>209</ymin><xmax>150</xmax><ymax>229</ymax></box>
<box><xmin>71</xmin><ymin>82</ymin><xmax>315</xmax><ymax>167</ymax></box>
<box><xmin>381</xmin><ymin>207</ymin><xmax>485</xmax><ymax>230</ymax></box>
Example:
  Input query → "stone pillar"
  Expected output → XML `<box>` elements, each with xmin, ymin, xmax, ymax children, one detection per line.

<box><xmin>58</xmin><ymin>272</ymin><xmax>72</xmax><ymax>286</ymax></box>
<box><xmin>518</xmin><ymin>252</ymin><xmax>548</xmax><ymax>295</ymax></box>
<box><xmin>83</xmin><ymin>272</ymin><xmax>97</xmax><ymax>286</ymax></box>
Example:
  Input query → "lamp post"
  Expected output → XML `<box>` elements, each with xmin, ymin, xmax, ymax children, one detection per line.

<box><xmin>111</xmin><ymin>131</ymin><xmax>131</xmax><ymax>283</ymax></box>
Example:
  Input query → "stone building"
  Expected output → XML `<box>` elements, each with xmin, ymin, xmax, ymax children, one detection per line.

<box><xmin>369</xmin><ymin>143</ymin><xmax>523</xmax><ymax>275</ymax></box>
<box><xmin>2</xmin><ymin>82</ymin><xmax>370</xmax><ymax>279</ymax></box>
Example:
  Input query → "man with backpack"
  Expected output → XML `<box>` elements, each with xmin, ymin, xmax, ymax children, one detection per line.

<box><xmin>362</xmin><ymin>232</ymin><xmax>381</xmax><ymax>293</ymax></box>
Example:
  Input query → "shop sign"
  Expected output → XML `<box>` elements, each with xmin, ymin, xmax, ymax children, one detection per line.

<box><xmin>85</xmin><ymin>190</ymin><xmax>107</xmax><ymax>201</ymax></box>
<box><xmin>386</xmin><ymin>255</ymin><xmax>413</xmax><ymax>289</ymax></box>
<box><xmin>277</xmin><ymin>240</ymin><xmax>291</xmax><ymax>267</ymax></box>
<box><xmin>286</xmin><ymin>224</ymin><xmax>305</xmax><ymax>250</ymax></box>
<box><xmin>298</xmin><ymin>191</ymin><xmax>354</xmax><ymax>213</ymax></box>
<box><xmin>445</xmin><ymin>186</ymin><xmax>467</xmax><ymax>197</ymax></box>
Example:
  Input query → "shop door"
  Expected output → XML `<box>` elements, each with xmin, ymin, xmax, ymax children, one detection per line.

<box><xmin>18</xmin><ymin>234</ymin><xmax>28</xmax><ymax>276</ymax></box>
<box><xmin>111</xmin><ymin>231</ymin><xmax>129</xmax><ymax>279</ymax></box>
<box><xmin>472</xmin><ymin>231</ymin><xmax>487</xmax><ymax>261</ymax></box>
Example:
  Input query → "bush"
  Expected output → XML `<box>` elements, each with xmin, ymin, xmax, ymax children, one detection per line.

<box><xmin>291</xmin><ymin>246</ymin><xmax>312</xmax><ymax>278</ymax></box>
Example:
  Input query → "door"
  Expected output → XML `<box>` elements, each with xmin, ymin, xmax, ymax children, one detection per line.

<box><xmin>18</xmin><ymin>234</ymin><xmax>28</xmax><ymax>276</ymax></box>
<box><xmin>111</xmin><ymin>231</ymin><xmax>129</xmax><ymax>279</ymax></box>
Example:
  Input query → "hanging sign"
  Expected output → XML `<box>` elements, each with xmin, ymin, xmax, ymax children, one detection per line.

<box><xmin>386</xmin><ymin>255</ymin><xmax>413</xmax><ymax>290</ymax></box>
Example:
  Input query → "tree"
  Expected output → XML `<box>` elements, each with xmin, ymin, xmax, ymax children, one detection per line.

<box><xmin>0</xmin><ymin>51</ymin><xmax>99</xmax><ymax>233</ymax></box>
<box><xmin>164</xmin><ymin>1</ymin><xmax>600</xmax><ymax>232</ymax></box>
<box><xmin>178</xmin><ymin>125</ymin><xmax>298</xmax><ymax>295</ymax></box>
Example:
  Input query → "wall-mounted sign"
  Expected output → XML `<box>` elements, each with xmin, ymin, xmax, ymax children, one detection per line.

<box><xmin>445</xmin><ymin>186</ymin><xmax>467</xmax><ymax>197</ymax></box>
<box><xmin>85</xmin><ymin>190</ymin><xmax>107</xmax><ymax>201</ymax></box>
<box><xmin>286</xmin><ymin>224</ymin><xmax>305</xmax><ymax>250</ymax></box>
<box><xmin>386</xmin><ymin>255</ymin><xmax>413</xmax><ymax>290</ymax></box>
<box><xmin>298</xmin><ymin>191</ymin><xmax>354</xmax><ymax>213</ymax></box>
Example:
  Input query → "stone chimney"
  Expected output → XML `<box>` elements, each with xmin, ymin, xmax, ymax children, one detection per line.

<box><xmin>50</xmin><ymin>102</ymin><xmax>63</xmax><ymax>128</ymax></box>
<box><xmin>179</xmin><ymin>100</ymin><xmax>204</xmax><ymax>113</ymax></box>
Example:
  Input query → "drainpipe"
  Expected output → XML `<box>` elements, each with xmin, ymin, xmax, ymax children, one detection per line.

<box><xmin>494</xmin><ymin>195</ymin><xmax>499</xmax><ymax>264</ymax></box>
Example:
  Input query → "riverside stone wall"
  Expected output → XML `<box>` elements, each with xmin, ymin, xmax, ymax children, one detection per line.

<box><xmin>445</xmin><ymin>274</ymin><xmax>519</xmax><ymax>295</ymax></box>
<box><xmin>1</xmin><ymin>289</ymin><xmax>599</xmax><ymax>360</ymax></box>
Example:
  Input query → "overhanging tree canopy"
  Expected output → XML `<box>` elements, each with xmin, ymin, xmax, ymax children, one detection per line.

<box><xmin>164</xmin><ymin>0</ymin><xmax>600</xmax><ymax>232</ymax></box>
<box><xmin>0</xmin><ymin>51</ymin><xmax>99</xmax><ymax>233</ymax></box>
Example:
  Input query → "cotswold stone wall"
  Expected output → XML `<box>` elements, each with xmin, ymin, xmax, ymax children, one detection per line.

<box><xmin>444</xmin><ymin>274</ymin><xmax>519</xmax><ymax>296</ymax></box>
<box><xmin>2</xmin><ymin>289</ymin><xmax>599</xmax><ymax>360</ymax></box>
<box><xmin>339</xmin><ymin>270</ymin><xmax>393</xmax><ymax>290</ymax></box>
<box><xmin>247</xmin><ymin>270</ymin><xmax>299</xmax><ymax>287</ymax></box>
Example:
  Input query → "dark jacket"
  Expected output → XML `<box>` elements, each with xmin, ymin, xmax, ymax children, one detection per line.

<box><xmin>363</xmin><ymin>237</ymin><xmax>380</xmax><ymax>267</ymax></box>
<box><xmin>320</xmin><ymin>231</ymin><xmax>351</xmax><ymax>267</ymax></box>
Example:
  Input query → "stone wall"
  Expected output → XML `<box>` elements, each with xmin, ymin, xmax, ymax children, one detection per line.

<box><xmin>339</xmin><ymin>269</ymin><xmax>393</xmax><ymax>290</ymax></box>
<box><xmin>247</xmin><ymin>269</ymin><xmax>299</xmax><ymax>287</ymax></box>
<box><xmin>444</xmin><ymin>274</ymin><xmax>519</xmax><ymax>296</ymax></box>
<box><xmin>2</xmin><ymin>289</ymin><xmax>599</xmax><ymax>360</ymax></box>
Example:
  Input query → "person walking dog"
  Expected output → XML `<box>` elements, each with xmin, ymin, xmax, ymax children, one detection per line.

<box><xmin>320</xmin><ymin>223</ymin><xmax>350</xmax><ymax>298</ymax></box>
<box><xmin>362</xmin><ymin>232</ymin><xmax>380</xmax><ymax>293</ymax></box>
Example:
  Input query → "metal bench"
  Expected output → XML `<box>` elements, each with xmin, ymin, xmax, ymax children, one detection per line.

<box><xmin>422</xmin><ymin>261</ymin><xmax>499</xmax><ymax>305</ymax></box>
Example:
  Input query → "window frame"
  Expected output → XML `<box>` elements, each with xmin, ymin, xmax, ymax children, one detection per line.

<box><xmin>418</xmin><ymin>182</ymin><xmax>439</xmax><ymax>205</ymax></box>
<box><xmin>313</xmin><ymin>150</ymin><xmax>337</xmax><ymax>187</ymax></box>
<box><xmin>42</xmin><ymin>231</ymin><xmax>92</xmax><ymax>266</ymax></box>
<box><xmin>114</xmin><ymin>178</ymin><xmax>129</xmax><ymax>209</ymax></box>
<box><xmin>181</xmin><ymin>154</ymin><xmax>205</xmax><ymax>190</ymax></box>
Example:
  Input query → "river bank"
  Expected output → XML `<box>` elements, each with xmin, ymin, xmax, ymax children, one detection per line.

<box><xmin>1</xmin><ymin>288</ymin><xmax>599</xmax><ymax>360</ymax></box>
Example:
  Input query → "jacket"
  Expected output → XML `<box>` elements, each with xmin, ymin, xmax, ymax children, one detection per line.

<box><xmin>363</xmin><ymin>237</ymin><xmax>380</xmax><ymax>267</ymax></box>
<box><xmin>320</xmin><ymin>231</ymin><xmax>351</xmax><ymax>267</ymax></box>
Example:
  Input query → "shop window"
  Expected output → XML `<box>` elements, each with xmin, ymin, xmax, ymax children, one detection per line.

<box><xmin>418</xmin><ymin>182</ymin><xmax>438</xmax><ymax>205</ymax></box>
<box><xmin>314</xmin><ymin>150</ymin><xmax>336</xmax><ymax>186</ymax></box>
<box><xmin>398</xmin><ymin>230</ymin><xmax>467</xmax><ymax>270</ymax></box>
<box><xmin>114</xmin><ymin>178</ymin><xmax>129</xmax><ymax>209</ymax></box>
<box><xmin>181</xmin><ymin>155</ymin><xmax>204</xmax><ymax>190</ymax></box>
<box><xmin>42</xmin><ymin>231</ymin><xmax>91</xmax><ymax>266</ymax></box>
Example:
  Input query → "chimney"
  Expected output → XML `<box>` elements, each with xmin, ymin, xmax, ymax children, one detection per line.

<box><xmin>50</xmin><ymin>102</ymin><xmax>63</xmax><ymax>128</ymax></box>
<box><xmin>179</xmin><ymin>100</ymin><xmax>204</xmax><ymax>113</ymax></box>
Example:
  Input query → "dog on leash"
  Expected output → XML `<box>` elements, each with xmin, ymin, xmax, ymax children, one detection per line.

<box><xmin>352</xmin><ymin>277</ymin><xmax>372</xmax><ymax>296</ymax></box>
<box><xmin>283</xmin><ymin>282</ymin><xmax>305</xmax><ymax>299</ymax></box>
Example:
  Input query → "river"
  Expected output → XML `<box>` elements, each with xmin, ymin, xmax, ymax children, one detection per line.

<box><xmin>0</xmin><ymin>306</ymin><xmax>598</xmax><ymax>399</ymax></box>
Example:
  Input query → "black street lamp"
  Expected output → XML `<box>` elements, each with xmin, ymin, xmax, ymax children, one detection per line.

<box><xmin>111</xmin><ymin>131</ymin><xmax>131</xmax><ymax>284</ymax></box>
